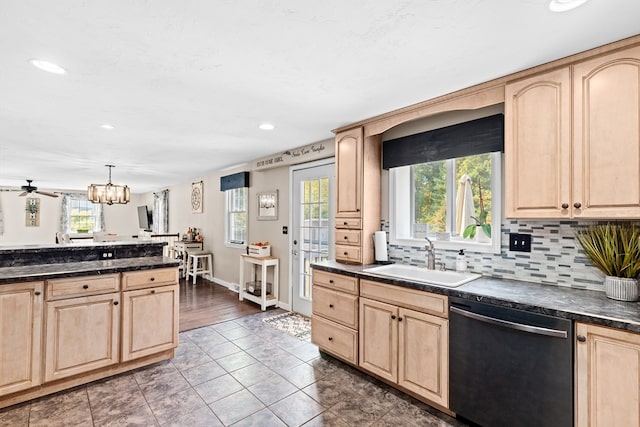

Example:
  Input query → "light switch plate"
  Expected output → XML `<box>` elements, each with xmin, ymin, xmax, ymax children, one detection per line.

<box><xmin>509</xmin><ymin>233</ymin><xmax>532</xmax><ymax>252</ymax></box>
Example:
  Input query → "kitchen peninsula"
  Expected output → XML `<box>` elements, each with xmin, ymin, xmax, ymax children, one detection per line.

<box><xmin>0</xmin><ymin>241</ymin><xmax>180</xmax><ymax>409</ymax></box>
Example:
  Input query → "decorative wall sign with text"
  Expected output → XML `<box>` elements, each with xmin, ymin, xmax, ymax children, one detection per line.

<box><xmin>25</xmin><ymin>198</ymin><xmax>40</xmax><ymax>227</ymax></box>
<box><xmin>253</xmin><ymin>141</ymin><xmax>334</xmax><ymax>171</ymax></box>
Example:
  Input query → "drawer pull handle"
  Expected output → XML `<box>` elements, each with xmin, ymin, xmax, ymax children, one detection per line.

<box><xmin>344</xmin><ymin>236</ymin><xmax>348</xmax><ymax>239</ymax></box>
<box><xmin>343</xmin><ymin>252</ymin><xmax>348</xmax><ymax>256</ymax></box>
<box><xmin>113</xmin><ymin>301</ymin><xmax>119</xmax><ymax>306</ymax></box>
<box><xmin>151</xmin><ymin>290</ymin><xmax>156</xmax><ymax>294</ymax></box>
<box><xmin>329</xmin><ymin>279</ymin><xmax>334</xmax><ymax>284</ymax></box>
<box><xmin>577</xmin><ymin>335</ymin><xmax>586</xmax><ymax>343</ymax></box>
<box><xmin>35</xmin><ymin>291</ymin><xmax>41</xmax><ymax>296</ymax></box>
<box><xmin>574</xmin><ymin>202</ymin><xmax>582</xmax><ymax>209</ymax></box>
<box><xmin>391</xmin><ymin>315</ymin><xmax>396</xmax><ymax>320</ymax></box>
<box><xmin>561</xmin><ymin>203</ymin><xmax>569</xmax><ymax>209</ymax></box>
<box><xmin>329</xmin><ymin>304</ymin><xmax>334</xmax><ymax>308</ymax></box>
<box><xmin>83</xmin><ymin>284</ymin><xmax>89</xmax><ymax>289</ymax></box>
<box><xmin>343</xmin><ymin>221</ymin><xmax>348</xmax><ymax>225</ymax></box>
<box><xmin>328</xmin><ymin>337</ymin><xmax>333</xmax><ymax>342</ymax></box>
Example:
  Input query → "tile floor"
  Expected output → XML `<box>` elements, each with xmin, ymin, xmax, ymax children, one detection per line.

<box><xmin>0</xmin><ymin>310</ymin><xmax>467</xmax><ymax>426</ymax></box>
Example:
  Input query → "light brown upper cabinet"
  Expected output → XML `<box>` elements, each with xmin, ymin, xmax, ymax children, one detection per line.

<box><xmin>335</xmin><ymin>127</ymin><xmax>381</xmax><ymax>264</ymax></box>
<box><xmin>506</xmin><ymin>45</ymin><xmax>640</xmax><ymax>218</ymax></box>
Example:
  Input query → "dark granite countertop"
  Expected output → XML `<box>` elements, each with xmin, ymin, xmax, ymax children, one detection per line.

<box><xmin>313</xmin><ymin>261</ymin><xmax>640</xmax><ymax>333</ymax></box>
<box><xmin>0</xmin><ymin>256</ymin><xmax>180</xmax><ymax>284</ymax></box>
<box><xmin>0</xmin><ymin>240</ymin><xmax>165</xmax><ymax>254</ymax></box>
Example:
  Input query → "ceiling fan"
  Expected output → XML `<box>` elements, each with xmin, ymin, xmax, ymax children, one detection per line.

<box><xmin>19</xmin><ymin>179</ymin><xmax>59</xmax><ymax>198</ymax></box>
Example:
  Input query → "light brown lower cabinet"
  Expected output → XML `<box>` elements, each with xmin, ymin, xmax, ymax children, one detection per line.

<box><xmin>122</xmin><ymin>284</ymin><xmax>179</xmax><ymax>361</ymax></box>
<box><xmin>576</xmin><ymin>322</ymin><xmax>640</xmax><ymax>427</ymax></box>
<box><xmin>44</xmin><ymin>292</ymin><xmax>120</xmax><ymax>382</ymax></box>
<box><xmin>359</xmin><ymin>296</ymin><xmax>449</xmax><ymax>407</ymax></box>
<box><xmin>0</xmin><ymin>282</ymin><xmax>43</xmax><ymax>396</ymax></box>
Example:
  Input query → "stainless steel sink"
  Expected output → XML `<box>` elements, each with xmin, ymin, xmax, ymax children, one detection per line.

<box><xmin>361</xmin><ymin>264</ymin><xmax>480</xmax><ymax>287</ymax></box>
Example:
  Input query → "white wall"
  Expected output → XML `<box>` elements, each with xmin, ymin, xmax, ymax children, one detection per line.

<box><xmin>0</xmin><ymin>191</ymin><xmax>147</xmax><ymax>244</ymax></box>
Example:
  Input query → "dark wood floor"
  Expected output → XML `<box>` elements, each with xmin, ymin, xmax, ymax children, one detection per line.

<box><xmin>179</xmin><ymin>276</ymin><xmax>263</xmax><ymax>332</ymax></box>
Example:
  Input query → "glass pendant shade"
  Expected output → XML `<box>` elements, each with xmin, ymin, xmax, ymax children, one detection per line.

<box><xmin>87</xmin><ymin>165</ymin><xmax>131</xmax><ymax>205</ymax></box>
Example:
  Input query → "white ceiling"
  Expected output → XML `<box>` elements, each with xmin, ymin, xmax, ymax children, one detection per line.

<box><xmin>1</xmin><ymin>1</ymin><xmax>639</xmax><ymax>193</ymax></box>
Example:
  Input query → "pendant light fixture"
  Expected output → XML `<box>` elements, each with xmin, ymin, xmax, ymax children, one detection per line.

<box><xmin>87</xmin><ymin>164</ymin><xmax>131</xmax><ymax>205</ymax></box>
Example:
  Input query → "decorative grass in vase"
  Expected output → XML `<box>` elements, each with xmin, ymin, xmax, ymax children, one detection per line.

<box><xmin>574</xmin><ymin>223</ymin><xmax>640</xmax><ymax>301</ymax></box>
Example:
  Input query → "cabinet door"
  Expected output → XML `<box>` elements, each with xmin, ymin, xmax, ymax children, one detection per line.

<box><xmin>576</xmin><ymin>322</ymin><xmax>640</xmax><ymax>427</ymax></box>
<box><xmin>505</xmin><ymin>67</ymin><xmax>572</xmax><ymax>218</ymax></box>
<box><xmin>45</xmin><ymin>293</ymin><xmax>120</xmax><ymax>382</ymax></box>
<box><xmin>335</xmin><ymin>127</ymin><xmax>363</xmax><ymax>218</ymax></box>
<box><xmin>398</xmin><ymin>307</ymin><xmax>448</xmax><ymax>408</ymax></box>
<box><xmin>122</xmin><ymin>284</ymin><xmax>178</xmax><ymax>362</ymax></box>
<box><xmin>0</xmin><ymin>282</ymin><xmax>43</xmax><ymax>396</ymax></box>
<box><xmin>573</xmin><ymin>46</ymin><xmax>640</xmax><ymax>218</ymax></box>
<box><xmin>359</xmin><ymin>297</ymin><xmax>397</xmax><ymax>383</ymax></box>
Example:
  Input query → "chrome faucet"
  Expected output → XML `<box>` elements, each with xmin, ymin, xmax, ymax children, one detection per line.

<box><xmin>425</xmin><ymin>237</ymin><xmax>436</xmax><ymax>270</ymax></box>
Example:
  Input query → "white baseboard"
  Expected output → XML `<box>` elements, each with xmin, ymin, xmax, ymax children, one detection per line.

<box><xmin>205</xmin><ymin>276</ymin><xmax>285</xmax><ymax>309</ymax></box>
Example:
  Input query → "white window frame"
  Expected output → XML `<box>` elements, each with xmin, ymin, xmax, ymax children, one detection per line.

<box><xmin>224</xmin><ymin>187</ymin><xmax>248</xmax><ymax>248</ymax></box>
<box><xmin>66</xmin><ymin>197</ymin><xmax>102</xmax><ymax>234</ymax></box>
<box><xmin>389</xmin><ymin>152</ymin><xmax>502</xmax><ymax>254</ymax></box>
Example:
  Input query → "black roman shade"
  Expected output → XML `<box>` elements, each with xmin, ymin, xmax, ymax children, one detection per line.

<box><xmin>382</xmin><ymin>114</ymin><xmax>504</xmax><ymax>170</ymax></box>
<box><xmin>220</xmin><ymin>171</ymin><xmax>250</xmax><ymax>191</ymax></box>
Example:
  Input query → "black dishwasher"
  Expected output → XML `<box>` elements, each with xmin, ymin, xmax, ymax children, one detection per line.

<box><xmin>449</xmin><ymin>297</ymin><xmax>573</xmax><ymax>427</ymax></box>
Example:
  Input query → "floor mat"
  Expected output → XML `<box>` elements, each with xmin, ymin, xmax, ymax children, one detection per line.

<box><xmin>262</xmin><ymin>311</ymin><xmax>311</xmax><ymax>342</ymax></box>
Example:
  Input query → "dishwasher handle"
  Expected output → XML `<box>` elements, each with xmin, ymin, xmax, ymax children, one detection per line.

<box><xmin>450</xmin><ymin>305</ymin><xmax>568</xmax><ymax>339</ymax></box>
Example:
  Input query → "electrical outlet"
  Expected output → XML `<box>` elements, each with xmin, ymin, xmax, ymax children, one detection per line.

<box><xmin>509</xmin><ymin>233</ymin><xmax>532</xmax><ymax>252</ymax></box>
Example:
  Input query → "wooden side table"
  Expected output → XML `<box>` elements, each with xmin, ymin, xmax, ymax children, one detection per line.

<box><xmin>172</xmin><ymin>241</ymin><xmax>203</xmax><ymax>278</ymax></box>
<box><xmin>239</xmin><ymin>254</ymin><xmax>279</xmax><ymax>311</ymax></box>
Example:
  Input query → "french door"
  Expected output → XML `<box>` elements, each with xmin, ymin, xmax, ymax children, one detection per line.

<box><xmin>291</xmin><ymin>161</ymin><xmax>334</xmax><ymax>316</ymax></box>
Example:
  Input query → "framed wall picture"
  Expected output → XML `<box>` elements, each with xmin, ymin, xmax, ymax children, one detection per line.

<box><xmin>191</xmin><ymin>181</ymin><xmax>203</xmax><ymax>213</ymax></box>
<box><xmin>257</xmin><ymin>190</ymin><xmax>278</xmax><ymax>220</ymax></box>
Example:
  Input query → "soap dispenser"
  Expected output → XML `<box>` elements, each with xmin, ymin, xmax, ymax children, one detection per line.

<box><xmin>456</xmin><ymin>249</ymin><xmax>467</xmax><ymax>272</ymax></box>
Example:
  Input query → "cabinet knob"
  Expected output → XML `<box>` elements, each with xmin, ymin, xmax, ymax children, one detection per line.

<box><xmin>329</xmin><ymin>304</ymin><xmax>334</xmax><ymax>308</ymax></box>
<box><xmin>574</xmin><ymin>202</ymin><xmax>582</xmax><ymax>209</ymax></box>
<box><xmin>344</xmin><ymin>236</ymin><xmax>348</xmax><ymax>240</ymax></box>
<box><xmin>398</xmin><ymin>317</ymin><xmax>403</xmax><ymax>322</ymax></box>
<box><xmin>577</xmin><ymin>335</ymin><xmax>586</xmax><ymax>343</ymax></box>
<box><xmin>113</xmin><ymin>301</ymin><xmax>119</xmax><ymax>306</ymax></box>
<box><xmin>561</xmin><ymin>203</ymin><xmax>569</xmax><ymax>209</ymax></box>
<box><xmin>356</xmin><ymin>208</ymin><xmax>360</xmax><ymax>212</ymax></box>
<box><xmin>83</xmin><ymin>284</ymin><xmax>89</xmax><ymax>289</ymax></box>
<box><xmin>150</xmin><ymin>277</ymin><xmax>155</xmax><ymax>281</ymax></box>
<box><xmin>391</xmin><ymin>315</ymin><xmax>396</xmax><ymax>320</ymax></box>
<box><xmin>343</xmin><ymin>221</ymin><xmax>348</xmax><ymax>226</ymax></box>
<box><xmin>328</xmin><ymin>336</ymin><xmax>333</xmax><ymax>341</ymax></box>
<box><xmin>329</xmin><ymin>279</ymin><xmax>334</xmax><ymax>284</ymax></box>
<box><xmin>34</xmin><ymin>291</ymin><xmax>41</xmax><ymax>296</ymax></box>
<box><xmin>343</xmin><ymin>252</ymin><xmax>348</xmax><ymax>256</ymax></box>
<box><xmin>151</xmin><ymin>289</ymin><xmax>156</xmax><ymax>294</ymax></box>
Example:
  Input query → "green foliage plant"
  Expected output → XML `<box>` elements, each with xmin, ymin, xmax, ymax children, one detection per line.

<box><xmin>463</xmin><ymin>180</ymin><xmax>491</xmax><ymax>239</ymax></box>
<box><xmin>574</xmin><ymin>223</ymin><xmax>640</xmax><ymax>278</ymax></box>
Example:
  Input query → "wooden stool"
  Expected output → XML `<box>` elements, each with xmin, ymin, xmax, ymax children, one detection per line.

<box><xmin>186</xmin><ymin>251</ymin><xmax>213</xmax><ymax>284</ymax></box>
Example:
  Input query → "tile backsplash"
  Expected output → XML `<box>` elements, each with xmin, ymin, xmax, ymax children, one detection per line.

<box><xmin>383</xmin><ymin>219</ymin><xmax>607</xmax><ymax>292</ymax></box>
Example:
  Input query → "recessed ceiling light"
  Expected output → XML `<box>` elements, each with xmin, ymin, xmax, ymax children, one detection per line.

<box><xmin>549</xmin><ymin>0</ymin><xmax>590</xmax><ymax>12</ymax></box>
<box><xmin>29</xmin><ymin>59</ymin><xmax>66</xmax><ymax>75</ymax></box>
<box><xmin>259</xmin><ymin>123</ymin><xmax>275</xmax><ymax>131</ymax></box>
<box><xmin>100</xmin><ymin>123</ymin><xmax>115</xmax><ymax>130</ymax></box>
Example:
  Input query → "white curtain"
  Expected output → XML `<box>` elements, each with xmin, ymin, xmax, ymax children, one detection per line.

<box><xmin>153</xmin><ymin>189</ymin><xmax>169</xmax><ymax>233</ymax></box>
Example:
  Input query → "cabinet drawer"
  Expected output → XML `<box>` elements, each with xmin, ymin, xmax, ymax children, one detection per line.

<box><xmin>46</xmin><ymin>274</ymin><xmax>120</xmax><ymax>300</ymax></box>
<box><xmin>313</xmin><ymin>270</ymin><xmax>358</xmax><ymax>294</ymax></box>
<box><xmin>335</xmin><ymin>244</ymin><xmax>362</xmax><ymax>264</ymax></box>
<box><xmin>335</xmin><ymin>229</ymin><xmax>361</xmax><ymax>245</ymax></box>
<box><xmin>360</xmin><ymin>280</ymin><xmax>448</xmax><ymax>318</ymax></box>
<box><xmin>122</xmin><ymin>268</ymin><xmax>178</xmax><ymax>290</ymax></box>
<box><xmin>313</xmin><ymin>286</ymin><xmax>358</xmax><ymax>329</ymax></box>
<box><xmin>311</xmin><ymin>315</ymin><xmax>357</xmax><ymax>365</ymax></box>
<box><xmin>336</xmin><ymin>218</ymin><xmax>362</xmax><ymax>229</ymax></box>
